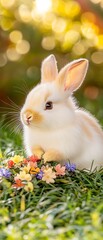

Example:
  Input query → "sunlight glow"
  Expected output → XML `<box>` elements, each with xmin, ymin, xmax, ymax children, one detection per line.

<box><xmin>0</xmin><ymin>0</ymin><xmax>15</xmax><ymax>8</ymax></box>
<box><xmin>35</xmin><ymin>0</ymin><xmax>52</xmax><ymax>14</ymax></box>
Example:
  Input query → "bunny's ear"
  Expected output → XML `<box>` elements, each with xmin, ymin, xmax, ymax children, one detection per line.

<box><xmin>41</xmin><ymin>54</ymin><xmax>58</xmax><ymax>83</ymax></box>
<box><xmin>57</xmin><ymin>59</ymin><xmax>88</xmax><ymax>92</ymax></box>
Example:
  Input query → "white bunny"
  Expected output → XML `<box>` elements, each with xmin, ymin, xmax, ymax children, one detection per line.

<box><xmin>20</xmin><ymin>55</ymin><xmax>103</xmax><ymax>170</ymax></box>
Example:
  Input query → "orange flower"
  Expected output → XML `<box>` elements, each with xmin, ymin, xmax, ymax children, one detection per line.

<box><xmin>55</xmin><ymin>164</ymin><xmax>66</xmax><ymax>176</ymax></box>
<box><xmin>30</xmin><ymin>167</ymin><xmax>40</xmax><ymax>175</ymax></box>
<box><xmin>13</xmin><ymin>179</ymin><xmax>24</xmax><ymax>188</ymax></box>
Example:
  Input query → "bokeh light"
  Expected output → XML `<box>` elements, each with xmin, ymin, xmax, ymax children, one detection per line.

<box><xmin>35</xmin><ymin>0</ymin><xmax>52</xmax><ymax>14</ymax></box>
<box><xmin>0</xmin><ymin>0</ymin><xmax>15</xmax><ymax>8</ymax></box>
<box><xmin>6</xmin><ymin>48</ymin><xmax>21</xmax><ymax>61</ymax></box>
<box><xmin>16</xmin><ymin>40</ymin><xmax>30</xmax><ymax>55</ymax></box>
<box><xmin>9</xmin><ymin>31</ymin><xmax>23</xmax><ymax>43</ymax></box>
<box><xmin>18</xmin><ymin>4</ymin><xmax>31</xmax><ymax>23</ymax></box>
<box><xmin>91</xmin><ymin>51</ymin><xmax>103</xmax><ymax>64</ymax></box>
<box><xmin>41</xmin><ymin>36</ymin><xmax>55</xmax><ymax>50</ymax></box>
<box><xmin>0</xmin><ymin>0</ymin><xmax>103</xmax><ymax>108</ymax></box>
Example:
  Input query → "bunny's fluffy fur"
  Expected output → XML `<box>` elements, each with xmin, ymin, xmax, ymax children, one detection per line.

<box><xmin>21</xmin><ymin>55</ymin><xmax>103</xmax><ymax>170</ymax></box>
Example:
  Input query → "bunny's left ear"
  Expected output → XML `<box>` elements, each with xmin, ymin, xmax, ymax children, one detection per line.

<box><xmin>57</xmin><ymin>59</ymin><xmax>88</xmax><ymax>92</ymax></box>
<box><xmin>41</xmin><ymin>54</ymin><xmax>58</xmax><ymax>83</ymax></box>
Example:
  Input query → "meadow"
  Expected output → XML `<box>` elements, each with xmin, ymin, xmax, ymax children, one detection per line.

<box><xmin>0</xmin><ymin>0</ymin><xmax>103</xmax><ymax>239</ymax></box>
<box><xmin>0</xmin><ymin>124</ymin><xmax>103</xmax><ymax>240</ymax></box>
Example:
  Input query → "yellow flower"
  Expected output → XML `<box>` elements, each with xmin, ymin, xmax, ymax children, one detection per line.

<box><xmin>42</xmin><ymin>167</ymin><xmax>56</xmax><ymax>184</ymax></box>
<box><xmin>24</xmin><ymin>182</ymin><xmax>34</xmax><ymax>192</ymax></box>
<box><xmin>11</xmin><ymin>155</ymin><xmax>24</xmax><ymax>164</ymax></box>
<box><xmin>23</xmin><ymin>165</ymin><xmax>31</xmax><ymax>173</ymax></box>
<box><xmin>16</xmin><ymin>171</ymin><xmax>32</xmax><ymax>181</ymax></box>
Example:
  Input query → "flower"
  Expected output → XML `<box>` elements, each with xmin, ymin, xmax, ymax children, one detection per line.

<box><xmin>30</xmin><ymin>167</ymin><xmax>40</xmax><ymax>175</ymax></box>
<box><xmin>65</xmin><ymin>163</ymin><xmax>76</xmax><ymax>172</ymax></box>
<box><xmin>42</xmin><ymin>167</ymin><xmax>56</xmax><ymax>183</ymax></box>
<box><xmin>23</xmin><ymin>165</ymin><xmax>31</xmax><ymax>173</ymax></box>
<box><xmin>16</xmin><ymin>171</ymin><xmax>32</xmax><ymax>181</ymax></box>
<box><xmin>36</xmin><ymin>170</ymin><xmax>43</xmax><ymax>180</ymax></box>
<box><xmin>28</xmin><ymin>161</ymin><xmax>37</xmax><ymax>168</ymax></box>
<box><xmin>8</xmin><ymin>160</ymin><xmax>15</xmax><ymax>168</ymax></box>
<box><xmin>28</xmin><ymin>155</ymin><xmax>39</xmax><ymax>162</ymax></box>
<box><xmin>24</xmin><ymin>182</ymin><xmax>34</xmax><ymax>192</ymax></box>
<box><xmin>11</xmin><ymin>155</ymin><xmax>24</xmax><ymax>164</ymax></box>
<box><xmin>0</xmin><ymin>168</ymin><xmax>11</xmax><ymax>178</ymax></box>
<box><xmin>13</xmin><ymin>179</ymin><xmax>24</xmax><ymax>188</ymax></box>
<box><xmin>22</xmin><ymin>158</ymin><xmax>29</xmax><ymax>165</ymax></box>
<box><xmin>55</xmin><ymin>164</ymin><xmax>66</xmax><ymax>176</ymax></box>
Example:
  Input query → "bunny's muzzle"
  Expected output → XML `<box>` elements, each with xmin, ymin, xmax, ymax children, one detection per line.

<box><xmin>20</xmin><ymin>110</ymin><xmax>43</xmax><ymax>126</ymax></box>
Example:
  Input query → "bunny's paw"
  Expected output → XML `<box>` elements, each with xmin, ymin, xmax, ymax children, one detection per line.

<box><xmin>43</xmin><ymin>150</ymin><xmax>63</xmax><ymax>163</ymax></box>
<box><xmin>32</xmin><ymin>146</ymin><xmax>44</xmax><ymax>159</ymax></box>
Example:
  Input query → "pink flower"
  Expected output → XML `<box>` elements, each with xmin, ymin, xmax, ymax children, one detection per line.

<box><xmin>55</xmin><ymin>164</ymin><xmax>66</xmax><ymax>176</ymax></box>
<box><xmin>28</xmin><ymin>161</ymin><xmax>37</xmax><ymax>168</ymax></box>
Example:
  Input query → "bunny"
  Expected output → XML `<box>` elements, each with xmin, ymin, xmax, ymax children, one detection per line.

<box><xmin>20</xmin><ymin>55</ymin><xmax>103</xmax><ymax>170</ymax></box>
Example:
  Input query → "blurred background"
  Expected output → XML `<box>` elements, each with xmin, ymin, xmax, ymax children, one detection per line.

<box><xmin>0</xmin><ymin>0</ymin><xmax>103</xmax><ymax>125</ymax></box>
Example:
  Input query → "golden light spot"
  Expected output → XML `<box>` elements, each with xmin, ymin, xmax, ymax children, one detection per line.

<box><xmin>18</xmin><ymin>4</ymin><xmax>31</xmax><ymax>23</ymax></box>
<box><xmin>52</xmin><ymin>18</ymin><xmax>66</xmax><ymax>34</ymax></box>
<box><xmin>9</xmin><ymin>30</ymin><xmax>22</xmax><ymax>43</ymax></box>
<box><xmin>6</xmin><ymin>48</ymin><xmax>21</xmax><ymax>61</ymax></box>
<box><xmin>81</xmin><ymin>22</ymin><xmax>99</xmax><ymax>40</ymax></box>
<box><xmin>62</xmin><ymin>30</ymin><xmax>80</xmax><ymax>50</ymax></box>
<box><xmin>0</xmin><ymin>0</ymin><xmax>15</xmax><ymax>8</ymax></box>
<box><xmin>91</xmin><ymin>51</ymin><xmax>103</xmax><ymax>64</ymax></box>
<box><xmin>72</xmin><ymin>40</ymin><xmax>88</xmax><ymax>56</ymax></box>
<box><xmin>0</xmin><ymin>18</ymin><xmax>13</xmax><ymax>31</ymax></box>
<box><xmin>16</xmin><ymin>40</ymin><xmax>30</xmax><ymax>54</ymax></box>
<box><xmin>65</xmin><ymin>1</ymin><xmax>80</xmax><ymax>18</ymax></box>
<box><xmin>31</xmin><ymin>8</ymin><xmax>41</xmax><ymax>22</ymax></box>
<box><xmin>35</xmin><ymin>0</ymin><xmax>52</xmax><ymax>15</ymax></box>
<box><xmin>42</xmin><ymin>13</ymin><xmax>55</xmax><ymax>30</ymax></box>
<box><xmin>90</xmin><ymin>0</ymin><xmax>101</xmax><ymax>3</ymax></box>
<box><xmin>42</xmin><ymin>36</ymin><xmax>55</xmax><ymax>50</ymax></box>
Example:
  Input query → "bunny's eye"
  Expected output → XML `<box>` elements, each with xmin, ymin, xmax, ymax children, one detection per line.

<box><xmin>45</xmin><ymin>101</ymin><xmax>53</xmax><ymax>110</ymax></box>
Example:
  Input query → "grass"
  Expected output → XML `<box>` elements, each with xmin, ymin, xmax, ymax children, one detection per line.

<box><xmin>1</xmin><ymin>91</ymin><xmax>103</xmax><ymax>240</ymax></box>
<box><xmin>0</xmin><ymin>128</ymin><xmax>103</xmax><ymax>240</ymax></box>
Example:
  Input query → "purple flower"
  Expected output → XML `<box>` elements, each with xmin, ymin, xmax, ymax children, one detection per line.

<box><xmin>65</xmin><ymin>163</ymin><xmax>76</xmax><ymax>172</ymax></box>
<box><xmin>0</xmin><ymin>168</ymin><xmax>11</xmax><ymax>178</ymax></box>
<box><xmin>36</xmin><ymin>170</ymin><xmax>43</xmax><ymax>180</ymax></box>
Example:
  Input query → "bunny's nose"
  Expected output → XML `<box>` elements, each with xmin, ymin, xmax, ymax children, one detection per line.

<box><xmin>24</xmin><ymin>111</ymin><xmax>33</xmax><ymax>125</ymax></box>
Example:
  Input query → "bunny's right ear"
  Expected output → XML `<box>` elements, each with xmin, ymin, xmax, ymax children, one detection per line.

<box><xmin>41</xmin><ymin>54</ymin><xmax>58</xmax><ymax>83</ymax></box>
<box><xmin>57</xmin><ymin>58</ymin><xmax>88</xmax><ymax>93</ymax></box>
